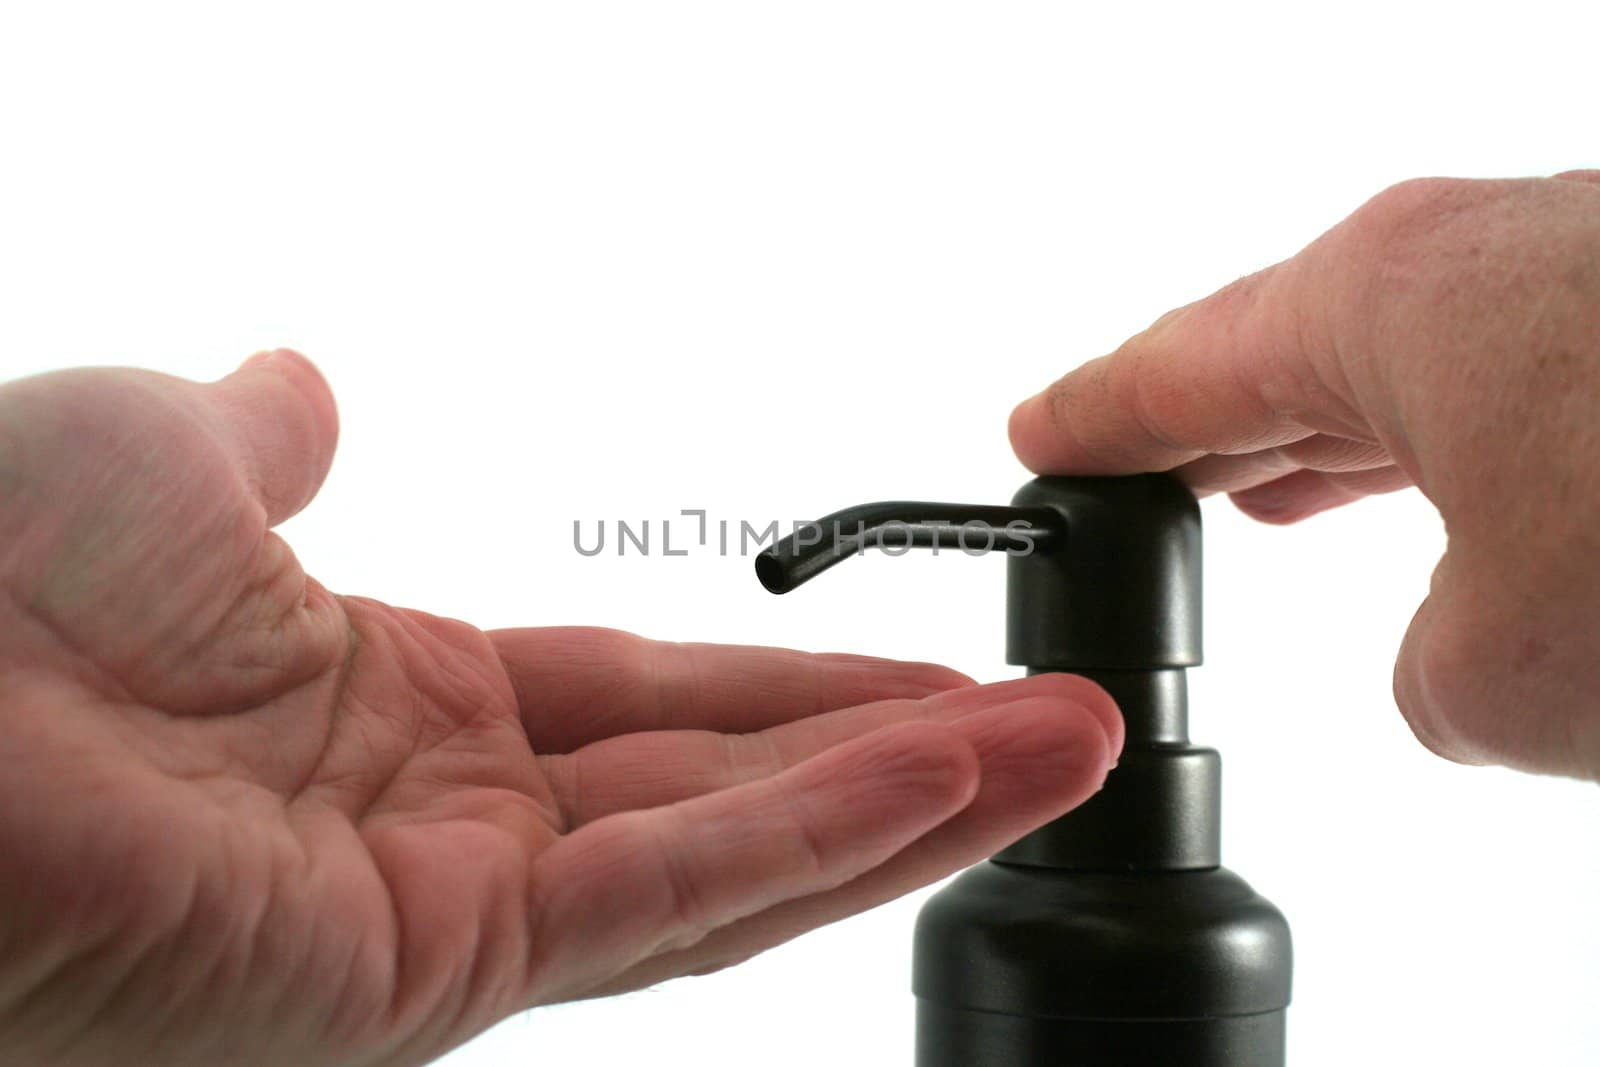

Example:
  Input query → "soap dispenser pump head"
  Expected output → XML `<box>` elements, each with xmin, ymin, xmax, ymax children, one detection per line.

<box><xmin>754</xmin><ymin>474</ymin><xmax>1202</xmax><ymax>674</ymax></box>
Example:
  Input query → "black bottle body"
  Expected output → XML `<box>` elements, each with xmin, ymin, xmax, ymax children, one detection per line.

<box><xmin>913</xmin><ymin>863</ymin><xmax>1291</xmax><ymax>1067</ymax></box>
<box><xmin>916</xmin><ymin>1004</ymin><xmax>1284</xmax><ymax>1067</ymax></box>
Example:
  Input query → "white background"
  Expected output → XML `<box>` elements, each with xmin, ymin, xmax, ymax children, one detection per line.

<box><xmin>3</xmin><ymin>3</ymin><xmax>1598</xmax><ymax>1064</ymax></box>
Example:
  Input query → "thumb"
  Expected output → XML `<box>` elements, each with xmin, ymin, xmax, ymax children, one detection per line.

<box><xmin>1392</xmin><ymin>548</ymin><xmax>1598</xmax><ymax>778</ymax></box>
<box><xmin>1391</xmin><ymin>578</ymin><xmax>1483</xmax><ymax>767</ymax></box>
<box><xmin>208</xmin><ymin>349</ymin><xmax>339</xmax><ymax>525</ymax></box>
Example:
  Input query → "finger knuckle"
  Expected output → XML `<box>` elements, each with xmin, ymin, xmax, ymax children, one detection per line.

<box><xmin>1357</xmin><ymin>177</ymin><xmax>1474</xmax><ymax>244</ymax></box>
<box><xmin>771</xmin><ymin>775</ymin><xmax>831</xmax><ymax>882</ymax></box>
<box><xmin>1344</xmin><ymin>177</ymin><xmax>1499</xmax><ymax>287</ymax></box>
<box><xmin>649</xmin><ymin>811</ymin><xmax>714</xmax><ymax>951</ymax></box>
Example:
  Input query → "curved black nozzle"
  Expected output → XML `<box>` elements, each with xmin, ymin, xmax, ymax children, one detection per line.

<box><xmin>754</xmin><ymin>501</ymin><xmax>1066</xmax><ymax>594</ymax></box>
<box><xmin>756</xmin><ymin>476</ymin><xmax>1200</xmax><ymax>670</ymax></box>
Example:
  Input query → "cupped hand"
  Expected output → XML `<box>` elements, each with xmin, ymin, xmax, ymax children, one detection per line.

<box><xmin>0</xmin><ymin>353</ymin><xmax>1121</xmax><ymax>1066</ymax></box>
<box><xmin>1010</xmin><ymin>171</ymin><xmax>1600</xmax><ymax>779</ymax></box>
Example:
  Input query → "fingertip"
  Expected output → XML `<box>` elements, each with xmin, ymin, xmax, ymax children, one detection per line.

<box><xmin>1007</xmin><ymin>390</ymin><xmax>1057</xmax><ymax>474</ymax></box>
<box><xmin>923</xmin><ymin>674</ymin><xmax>1122</xmax><ymax>757</ymax></box>
<box><xmin>1017</xmin><ymin>696</ymin><xmax>1116</xmax><ymax>779</ymax></box>
<box><xmin>242</xmin><ymin>347</ymin><xmax>340</xmax><ymax>447</ymax></box>
<box><xmin>1009</xmin><ymin>672</ymin><xmax>1124</xmax><ymax>757</ymax></box>
<box><xmin>866</xmin><ymin>720</ymin><xmax>984</xmax><ymax>813</ymax></box>
<box><xmin>1391</xmin><ymin>631</ymin><xmax>1458</xmax><ymax>763</ymax></box>
<box><xmin>1229</xmin><ymin>487</ymin><xmax>1319</xmax><ymax>525</ymax></box>
<box><xmin>957</xmin><ymin>696</ymin><xmax>1115</xmax><ymax>809</ymax></box>
<box><xmin>214</xmin><ymin>348</ymin><xmax>340</xmax><ymax>524</ymax></box>
<box><xmin>1009</xmin><ymin>351</ymin><xmax>1172</xmax><ymax>477</ymax></box>
<box><xmin>1228</xmin><ymin>470</ymin><xmax>1337</xmax><ymax>525</ymax></box>
<box><xmin>1391</xmin><ymin>593</ymin><xmax>1494</xmax><ymax>768</ymax></box>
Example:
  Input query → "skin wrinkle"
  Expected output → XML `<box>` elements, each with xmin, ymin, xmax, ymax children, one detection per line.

<box><xmin>358</xmin><ymin>834</ymin><xmax>413</xmax><ymax>1053</ymax></box>
<box><xmin>0</xmin><ymin>887</ymin><xmax>129</xmax><ymax>1039</ymax></box>
<box><xmin>388</xmin><ymin>837</ymin><xmax>499</xmax><ymax>1066</ymax></box>
<box><xmin>326</xmin><ymin>611</ymin><xmax>542</xmax><ymax>1043</ymax></box>
<box><xmin>456</xmin><ymin>855</ymin><xmax>534</xmax><ymax>1034</ymax></box>
<box><xmin>649</xmin><ymin>806</ymin><xmax>713</xmax><ymax>955</ymax></box>
<box><xmin>806</xmin><ymin>649</ymin><xmax>829</xmax><ymax>717</ymax></box>
<box><xmin>69</xmin><ymin>773</ymin><xmax>316</xmax><ymax>1060</ymax></box>
<box><xmin>337</xmin><ymin>699</ymin><xmax>424</xmax><ymax>826</ymax></box>
<box><xmin>27</xmin><ymin>856</ymin><xmax>205</xmax><ymax>1063</ymax></box>
<box><xmin>717</xmin><ymin>732</ymin><xmax>752</xmax><ymax>804</ymax></box>
<box><xmin>676</xmin><ymin>642</ymin><xmax>706</xmax><ymax>731</ymax></box>
<box><xmin>281</xmin><ymin>610</ymin><xmax>362</xmax><ymax>807</ymax></box>
<box><xmin>744</xmin><ymin>725</ymin><xmax>790</xmax><ymax>789</ymax></box>
<box><xmin>155</xmin><ymin>503</ymin><xmax>273</xmax><ymax>670</ymax></box>
<box><xmin>518</xmin><ymin>857</ymin><xmax>562</xmax><ymax>1009</ymax></box>
<box><xmin>341</xmin><ymin>607</ymin><xmax>510</xmax><ymax>802</ymax></box>
<box><xmin>1273</xmin><ymin>260</ymin><xmax>1374</xmax><ymax>445</ymax></box>
<box><xmin>213</xmin><ymin>539</ymin><xmax>324</xmax><ymax>677</ymax></box>
<box><xmin>558</xmin><ymin>740</ymin><xmax>581</xmax><ymax>836</ymax></box>
<box><xmin>303</xmin><ymin>689</ymin><xmax>404</xmax><ymax>818</ymax></box>
<box><xmin>1</xmin><ymin>586</ymin><xmax>140</xmax><ymax>705</ymax></box>
<box><xmin>1043</xmin><ymin>357</ymin><xmax>1119</xmax><ymax>468</ymax></box>
<box><xmin>382</xmin><ymin>612</ymin><xmax>506</xmax><ymax>735</ymax></box>
<box><xmin>646</xmin><ymin>638</ymin><xmax>671</xmax><ymax>735</ymax></box>
<box><xmin>769</xmin><ymin>764</ymin><xmax>830</xmax><ymax>887</ymax></box>
<box><xmin>367</xmin><ymin>827</ymin><xmax>521</xmax><ymax>1048</ymax></box>
<box><xmin>106</xmin><ymin>492</ymin><xmax>237</xmax><ymax>662</ymax></box>
<box><xmin>212</xmin><ymin>867</ymin><xmax>281</xmax><ymax>1056</ymax></box>
<box><xmin>164</xmin><ymin>841</ymin><xmax>252</xmax><ymax>1055</ymax></box>
<box><xmin>351</xmin><ymin>701</ymin><xmax>446</xmax><ymax>823</ymax></box>
<box><xmin>294</xmin><ymin>814</ymin><xmax>398</xmax><ymax>1057</ymax></box>
<box><xmin>227</xmin><ymin>816</ymin><xmax>327</xmax><ymax>1055</ymax></box>
<box><xmin>1240</xmin><ymin>270</ymin><xmax>1361</xmax><ymax>451</ymax></box>
<box><xmin>1336</xmin><ymin>196</ymin><xmax>1450</xmax><ymax>464</ymax></box>
<box><xmin>1216</xmin><ymin>305</ymin><xmax>1302</xmax><ymax>454</ymax></box>
<box><xmin>23</xmin><ymin>450</ymin><xmax>290</xmax><ymax>719</ymax></box>
<box><xmin>516</xmin><ymin>633</ymin><xmax>643</xmax><ymax>749</ymax></box>
<box><xmin>1124</xmin><ymin>344</ymin><xmax>1197</xmax><ymax>461</ymax></box>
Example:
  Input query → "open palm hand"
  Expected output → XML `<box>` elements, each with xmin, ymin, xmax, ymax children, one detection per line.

<box><xmin>0</xmin><ymin>352</ymin><xmax>1119</xmax><ymax>1066</ymax></box>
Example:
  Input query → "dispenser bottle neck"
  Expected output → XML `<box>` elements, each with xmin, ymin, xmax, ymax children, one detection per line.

<box><xmin>994</xmin><ymin>665</ymin><xmax>1221</xmax><ymax>872</ymax></box>
<box><xmin>1061</xmin><ymin>667</ymin><xmax>1190</xmax><ymax>744</ymax></box>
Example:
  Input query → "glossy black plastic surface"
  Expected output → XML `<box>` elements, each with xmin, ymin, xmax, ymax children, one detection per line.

<box><xmin>755</xmin><ymin>500</ymin><xmax>1064</xmax><ymax>595</ymax></box>
<box><xmin>913</xmin><ymin>864</ymin><xmax>1292</xmax><ymax>1019</ymax></box>
<box><xmin>916</xmin><ymin>1005</ymin><xmax>1286</xmax><ymax>1067</ymax></box>
<box><xmin>1006</xmin><ymin>475</ymin><xmax>1201</xmax><ymax>670</ymax></box>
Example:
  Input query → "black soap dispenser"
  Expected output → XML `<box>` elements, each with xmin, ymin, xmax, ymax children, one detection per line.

<box><xmin>755</xmin><ymin>474</ymin><xmax>1293</xmax><ymax>1066</ymax></box>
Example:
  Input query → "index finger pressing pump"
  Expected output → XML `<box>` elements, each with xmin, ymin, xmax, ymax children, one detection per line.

<box><xmin>755</xmin><ymin>474</ymin><xmax>1293</xmax><ymax>1066</ymax></box>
